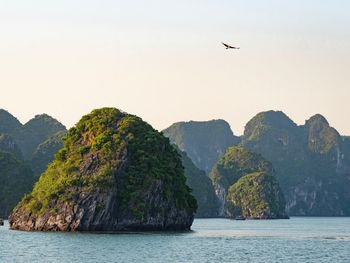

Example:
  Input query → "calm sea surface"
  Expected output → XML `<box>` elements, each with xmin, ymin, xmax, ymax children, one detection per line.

<box><xmin>0</xmin><ymin>217</ymin><xmax>349</xmax><ymax>262</ymax></box>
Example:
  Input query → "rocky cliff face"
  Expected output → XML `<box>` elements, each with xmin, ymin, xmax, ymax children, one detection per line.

<box><xmin>10</xmin><ymin>108</ymin><xmax>197</xmax><ymax>231</ymax></box>
<box><xmin>210</xmin><ymin>146</ymin><xmax>287</xmax><ymax>219</ymax></box>
<box><xmin>242</xmin><ymin>111</ymin><xmax>350</xmax><ymax>216</ymax></box>
<box><xmin>163</xmin><ymin>120</ymin><xmax>240</xmax><ymax>174</ymax></box>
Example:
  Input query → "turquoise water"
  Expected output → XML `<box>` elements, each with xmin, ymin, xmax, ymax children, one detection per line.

<box><xmin>1</xmin><ymin>218</ymin><xmax>349</xmax><ymax>262</ymax></box>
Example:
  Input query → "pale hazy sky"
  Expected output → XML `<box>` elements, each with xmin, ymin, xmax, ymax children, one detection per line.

<box><xmin>0</xmin><ymin>0</ymin><xmax>349</xmax><ymax>135</ymax></box>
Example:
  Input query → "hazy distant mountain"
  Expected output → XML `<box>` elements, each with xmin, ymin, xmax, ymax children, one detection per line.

<box><xmin>0</xmin><ymin>109</ymin><xmax>67</xmax><ymax>160</ymax></box>
<box><xmin>164</xmin><ymin>112</ymin><xmax>350</xmax><ymax>216</ymax></box>
<box><xmin>180</xmin><ymin>150</ymin><xmax>219</xmax><ymax>217</ymax></box>
<box><xmin>0</xmin><ymin>151</ymin><xmax>35</xmax><ymax>218</ymax></box>
<box><xmin>13</xmin><ymin>114</ymin><xmax>66</xmax><ymax>159</ymax></box>
<box><xmin>0</xmin><ymin>109</ymin><xmax>22</xmax><ymax>135</ymax></box>
<box><xmin>0</xmin><ymin>134</ymin><xmax>23</xmax><ymax>160</ymax></box>
<box><xmin>163</xmin><ymin>120</ymin><xmax>240</xmax><ymax>174</ymax></box>
<box><xmin>241</xmin><ymin>111</ymin><xmax>350</xmax><ymax>216</ymax></box>
<box><xmin>30</xmin><ymin>130</ymin><xmax>66</xmax><ymax>176</ymax></box>
<box><xmin>0</xmin><ymin>109</ymin><xmax>67</xmax><ymax>218</ymax></box>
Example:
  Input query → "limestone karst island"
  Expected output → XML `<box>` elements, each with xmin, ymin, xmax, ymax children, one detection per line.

<box><xmin>9</xmin><ymin>108</ymin><xmax>197</xmax><ymax>231</ymax></box>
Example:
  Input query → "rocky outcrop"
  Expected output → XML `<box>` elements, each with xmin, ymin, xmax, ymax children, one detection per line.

<box><xmin>10</xmin><ymin>108</ymin><xmax>197</xmax><ymax>231</ymax></box>
<box><xmin>226</xmin><ymin>172</ymin><xmax>288</xmax><ymax>219</ymax></box>
<box><xmin>210</xmin><ymin>146</ymin><xmax>274</xmax><ymax>216</ymax></box>
<box><xmin>210</xmin><ymin>146</ymin><xmax>287</xmax><ymax>219</ymax></box>
<box><xmin>305</xmin><ymin>114</ymin><xmax>340</xmax><ymax>154</ymax></box>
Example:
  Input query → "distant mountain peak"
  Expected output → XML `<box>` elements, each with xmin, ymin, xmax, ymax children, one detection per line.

<box><xmin>248</xmin><ymin>110</ymin><xmax>297</xmax><ymax>127</ymax></box>
<box><xmin>305</xmin><ymin>114</ymin><xmax>329</xmax><ymax>127</ymax></box>
<box><xmin>170</xmin><ymin>119</ymin><xmax>235</xmax><ymax>135</ymax></box>
<box><xmin>0</xmin><ymin>108</ymin><xmax>12</xmax><ymax>114</ymax></box>
<box><xmin>243</xmin><ymin>110</ymin><xmax>298</xmax><ymax>143</ymax></box>
<box><xmin>305</xmin><ymin>114</ymin><xmax>340</xmax><ymax>154</ymax></box>
<box><xmin>33</xmin><ymin>113</ymin><xmax>53</xmax><ymax>119</ymax></box>
<box><xmin>25</xmin><ymin>114</ymin><xmax>66</xmax><ymax>130</ymax></box>
<box><xmin>163</xmin><ymin>119</ymin><xmax>240</xmax><ymax>174</ymax></box>
<box><xmin>0</xmin><ymin>109</ymin><xmax>22</xmax><ymax>135</ymax></box>
<box><xmin>187</xmin><ymin>119</ymin><xmax>231</xmax><ymax>124</ymax></box>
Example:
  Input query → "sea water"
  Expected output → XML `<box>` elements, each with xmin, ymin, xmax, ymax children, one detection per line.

<box><xmin>0</xmin><ymin>217</ymin><xmax>349</xmax><ymax>262</ymax></box>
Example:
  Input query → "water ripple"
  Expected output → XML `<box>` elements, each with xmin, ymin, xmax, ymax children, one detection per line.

<box><xmin>1</xmin><ymin>217</ymin><xmax>350</xmax><ymax>263</ymax></box>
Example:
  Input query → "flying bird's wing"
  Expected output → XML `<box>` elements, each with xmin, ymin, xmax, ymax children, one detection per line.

<box><xmin>221</xmin><ymin>42</ymin><xmax>239</xmax><ymax>49</ymax></box>
<box><xmin>222</xmin><ymin>42</ymin><xmax>232</xmax><ymax>48</ymax></box>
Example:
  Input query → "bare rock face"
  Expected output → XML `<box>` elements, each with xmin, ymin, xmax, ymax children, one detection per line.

<box><xmin>9</xmin><ymin>108</ymin><xmax>197</xmax><ymax>231</ymax></box>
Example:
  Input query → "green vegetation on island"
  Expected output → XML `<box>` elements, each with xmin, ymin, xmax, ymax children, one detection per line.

<box><xmin>10</xmin><ymin>108</ymin><xmax>197</xmax><ymax>231</ymax></box>
<box><xmin>211</xmin><ymin>146</ymin><xmax>273</xmax><ymax>191</ymax></box>
<box><xmin>227</xmin><ymin>172</ymin><xmax>288</xmax><ymax>219</ymax></box>
<box><xmin>210</xmin><ymin>146</ymin><xmax>287</xmax><ymax>218</ymax></box>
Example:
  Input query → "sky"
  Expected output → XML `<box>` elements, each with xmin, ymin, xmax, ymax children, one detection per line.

<box><xmin>0</xmin><ymin>0</ymin><xmax>349</xmax><ymax>135</ymax></box>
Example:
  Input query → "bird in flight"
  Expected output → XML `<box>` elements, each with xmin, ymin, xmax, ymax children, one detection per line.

<box><xmin>221</xmin><ymin>42</ymin><xmax>240</xmax><ymax>50</ymax></box>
